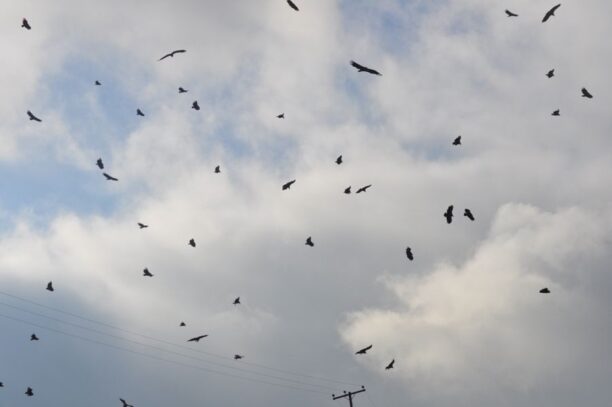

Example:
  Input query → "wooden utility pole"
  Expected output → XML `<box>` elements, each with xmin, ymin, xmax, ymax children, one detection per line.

<box><xmin>332</xmin><ymin>386</ymin><xmax>366</xmax><ymax>407</ymax></box>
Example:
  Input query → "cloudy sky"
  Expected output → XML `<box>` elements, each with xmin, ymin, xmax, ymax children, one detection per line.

<box><xmin>1</xmin><ymin>0</ymin><xmax>611</xmax><ymax>406</ymax></box>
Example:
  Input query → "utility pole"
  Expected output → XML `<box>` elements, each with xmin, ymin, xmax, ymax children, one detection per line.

<box><xmin>332</xmin><ymin>386</ymin><xmax>366</xmax><ymax>407</ymax></box>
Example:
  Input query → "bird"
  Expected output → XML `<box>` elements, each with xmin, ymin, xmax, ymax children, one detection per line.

<box><xmin>0</xmin><ymin>382</ymin><xmax>3</xmax><ymax>387</ymax></box>
<box><xmin>546</xmin><ymin>69</ymin><xmax>555</xmax><ymax>78</ymax></box>
<box><xmin>581</xmin><ymin>88</ymin><xmax>593</xmax><ymax>99</ymax></box>
<box><xmin>103</xmin><ymin>173</ymin><xmax>119</xmax><ymax>181</ymax></box>
<box><xmin>464</xmin><ymin>209</ymin><xmax>475</xmax><ymax>221</ymax></box>
<box><xmin>286</xmin><ymin>0</ymin><xmax>299</xmax><ymax>11</ymax></box>
<box><xmin>505</xmin><ymin>10</ymin><xmax>518</xmax><ymax>17</ymax></box>
<box><xmin>233</xmin><ymin>297</ymin><xmax>240</xmax><ymax>305</ymax></box>
<box><xmin>136</xmin><ymin>109</ymin><xmax>145</xmax><ymax>117</ymax></box>
<box><xmin>305</xmin><ymin>237</ymin><xmax>314</xmax><ymax>247</ymax></box>
<box><xmin>95</xmin><ymin>80</ymin><xmax>101</xmax><ymax>86</ymax></box>
<box><xmin>180</xmin><ymin>322</ymin><xmax>186</xmax><ymax>327</ymax></box>
<box><xmin>542</xmin><ymin>4</ymin><xmax>561</xmax><ymax>22</ymax></box>
<box><xmin>188</xmin><ymin>238</ymin><xmax>196</xmax><ymax>247</ymax></box>
<box><xmin>385</xmin><ymin>359</ymin><xmax>395</xmax><ymax>370</ymax></box>
<box><xmin>552</xmin><ymin>109</ymin><xmax>560</xmax><ymax>116</ymax></box>
<box><xmin>540</xmin><ymin>288</ymin><xmax>550</xmax><ymax>294</ymax></box>
<box><xmin>344</xmin><ymin>186</ymin><xmax>352</xmax><ymax>194</ymax></box>
<box><xmin>30</xmin><ymin>334</ymin><xmax>39</xmax><ymax>341</ymax></box>
<box><xmin>178</xmin><ymin>87</ymin><xmax>188</xmax><ymax>93</ymax></box>
<box><xmin>21</xmin><ymin>18</ymin><xmax>31</xmax><ymax>30</ymax></box>
<box><xmin>46</xmin><ymin>281</ymin><xmax>54</xmax><ymax>292</ymax></box>
<box><xmin>214</xmin><ymin>165</ymin><xmax>221</xmax><ymax>174</ymax></box>
<box><xmin>444</xmin><ymin>205</ymin><xmax>454</xmax><ymax>224</ymax></box>
<box><xmin>277</xmin><ymin>113</ymin><xmax>285</xmax><ymax>119</ymax></box>
<box><xmin>356</xmin><ymin>185</ymin><xmax>372</xmax><ymax>193</ymax></box>
<box><xmin>25</xmin><ymin>387</ymin><xmax>34</xmax><ymax>396</ymax></box>
<box><xmin>234</xmin><ymin>354</ymin><xmax>244</xmax><ymax>360</ymax></box>
<box><xmin>405</xmin><ymin>247</ymin><xmax>413</xmax><ymax>261</ymax></box>
<box><xmin>137</xmin><ymin>223</ymin><xmax>148</xmax><ymax>229</ymax></box>
<box><xmin>336</xmin><ymin>155</ymin><xmax>343</xmax><ymax>164</ymax></box>
<box><xmin>96</xmin><ymin>158</ymin><xmax>104</xmax><ymax>169</ymax></box>
<box><xmin>453</xmin><ymin>136</ymin><xmax>461</xmax><ymax>145</ymax></box>
<box><xmin>282</xmin><ymin>180</ymin><xmax>296</xmax><ymax>190</ymax></box>
<box><xmin>188</xmin><ymin>335</ymin><xmax>208</xmax><ymax>342</ymax></box>
<box><xmin>192</xmin><ymin>101</ymin><xmax>200</xmax><ymax>110</ymax></box>
<box><xmin>143</xmin><ymin>268</ymin><xmax>153</xmax><ymax>277</ymax></box>
<box><xmin>158</xmin><ymin>49</ymin><xmax>186</xmax><ymax>61</ymax></box>
<box><xmin>355</xmin><ymin>345</ymin><xmax>373</xmax><ymax>355</ymax></box>
<box><xmin>120</xmin><ymin>398</ymin><xmax>134</xmax><ymax>407</ymax></box>
<box><xmin>350</xmin><ymin>60</ymin><xmax>382</xmax><ymax>76</ymax></box>
<box><xmin>27</xmin><ymin>110</ymin><xmax>42</xmax><ymax>122</ymax></box>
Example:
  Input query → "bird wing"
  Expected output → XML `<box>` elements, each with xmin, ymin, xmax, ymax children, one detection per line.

<box><xmin>287</xmin><ymin>0</ymin><xmax>299</xmax><ymax>11</ymax></box>
<box><xmin>543</xmin><ymin>4</ymin><xmax>561</xmax><ymax>22</ymax></box>
<box><xmin>158</xmin><ymin>53</ymin><xmax>172</xmax><ymax>61</ymax></box>
<box><xmin>351</xmin><ymin>60</ymin><xmax>366</xmax><ymax>70</ymax></box>
<box><xmin>172</xmin><ymin>49</ymin><xmax>186</xmax><ymax>55</ymax></box>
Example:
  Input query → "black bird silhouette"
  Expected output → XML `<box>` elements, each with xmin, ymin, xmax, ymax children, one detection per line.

<box><xmin>286</xmin><ymin>0</ymin><xmax>299</xmax><ymax>11</ymax></box>
<box><xmin>22</xmin><ymin>18</ymin><xmax>31</xmax><ymax>30</ymax></box>
<box><xmin>215</xmin><ymin>165</ymin><xmax>221</xmax><ymax>174</ymax></box>
<box><xmin>581</xmin><ymin>88</ymin><xmax>593</xmax><ymax>99</ymax></box>
<box><xmin>542</xmin><ymin>4</ymin><xmax>561</xmax><ymax>22</ymax></box>
<box><xmin>120</xmin><ymin>398</ymin><xmax>134</xmax><ymax>407</ymax></box>
<box><xmin>143</xmin><ymin>268</ymin><xmax>153</xmax><ymax>277</ymax></box>
<box><xmin>552</xmin><ymin>109</ymin><xmax>560</xmax><ymax>116</ymax></box>
<box><xmin>46</xmin><ymin>281</ymin><xmax>54</xmax><ymax>292</ymax></box>
<box><xmin>355</xmin><ymin>345</ymin><xmax>373</xmax><ymax>355</ymax></box>
<box><xmin>96</xmin><ymin>158</ymin><xmax>104</xmax><ymax>169</ymax></box>
<box><xmin>158</xmin><ymin>49</ymin><xmax>186</xmax><ymax>61</ymax></box>
<box><xmin>444</xmin><ymin>205</ymin><xmax>454</xmax><ymax>224</ymax></box>
<box><xmin>385</xmin><ymin>359</ymin><xmax>395</xmax><ymax>370</ymax></box>
<box><xmin>233</xmin><ymin>297</ymin><xmax>240</xmax><ymax>305</ymax></box>
<box><xmin>178</xmin><ymin>87</ymin><xmax>188</xmax><ymax>93</ymax></box>
<box><xmin>356</xmin><ymin>185</ymin><xmax>372</xmax><ymax>193</ymax></box>
<box><xmin>180</xmin><ymin>322</ymin><xmax>186</xmax><ymax>327</ymax></box>
<box><xmin>282</xmin><ymin>180</ymin><xmax>296</xmax><ymax>190</ymax></box>
<box><xmin>188</xmin><ymin>238</ymin><xmax>196</xmax><ymax>247</ymax></box>
<box><xmin>540</xmin><ymin>288</ymin><xmax>550</xmax><ymax>294</ymax></box>
<box><xmin>95</xmin><ymin>80</ymin><xmax>101</xmax><ymax>86</ymax></box>
<box><xmin>405</xmin><ymin>247</ymin><xmax>413</xmax><ymax>261</ymax></box>
<box><xmin>192</xmin><ymin>101</ymin><xmax>200</xmax><ymax>110</ymax></box>
<box><xmin>0</xmin><ymin>381</ymin><xmax>3</xmax><ymax>387</ymax></box>
<box><xmin>25</xmin><ymin>387</ymin><xmax>34</xmax><ymax>396</ymax></box>
<box><xmin>137</xmin><ymin>223</ymin><xmax>148</xmax><ymax>229</ymax></box>
<box><xmin>277</xmin><ymin>113</ymin><xmax>285</xmax><ymax>119</ymax></box>
<box><xmin>336</xmin><ymin>155</ymin><xmax>343</xmax><ymax>165</ymax></box>
<box><xmin>30</xmin><ymin>334</ymin><xmax>39</xmax><ymax>341</ymax></box>
<box><xmin>505</xmin><ymin>10</ymin><xmax>518</xmax><ymax>17</ymax></box>
<box><xmin>234</xmin><ymin>354</ymin><xmax>244</xmax><ymax>360</ymax></box>
<box><xmin>464</xmin><ymin>209</ymin><xmax>475</xmax><ymax>221</ymax></box>
<box><xmin>136</xmin><ymin>109</ymin><xmax>145</xmax><ymax>117</ymax></box>
<box><xmin>188</xmin><ymin>335</ymin><xmax>208</xmax><ymax>342</ymax></box>
<box><xmin>27</xmin><ymin>110</ymin><xmax>42</xmax><ymax>122</ymax></box>
<box><xmin>546</xmin><ymin>69</ymin><xmax>555</xmax><ymax>78</ymax></box>
<box><xmin>305</xmin><ymin>237</ymin><xmax>314</xmax><ymax>247</ymax></box>
<box><xmin>453</xmin><ymin>136</ymin><xmax>461</xmax><ymax>146</ymax></box>
<box><xmin>103</xmin><ymin>173</ymin><xmax>118</xmax><ymax>181</ymax></box>
<box><xmin>350</xmin><ymin>60</ymin><xmax>382</xmax><ymax>76</ymax></box>
<box><xmin>344</xmin><ymin>186</ymin><xmax>352</xmax><ymax>194</ymax></box>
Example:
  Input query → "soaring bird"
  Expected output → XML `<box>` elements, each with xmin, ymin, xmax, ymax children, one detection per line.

<box><xmin>188</xmin><ymin>335</ymin><xmax>208</xmax><ymax>342</ymax></box>
<box><xmin>233</xmin><ymin>297</ymin><xmax>240</xmax><ymax>305</ymax></box>
<box><xmin>159</xmin><ymin>49</ymin><xmax>186</xmax><ymax>61</ymax></box>
<box><xmin>95</xmin><ymin>80</ymin><xmax>101</xmax><ymax>86</ymax></box>
<box><xmin>464</xmin><ymin>209</ymin><xmax>475</xmax><ymax>221</ymax></box>
<box><xmin>540</xmin><ymin>288</ymin><xmax>550</xmax><ymax>294</ymax></box>
<box><xmin>143</xmin><ymin>268</ymin><xmax>153</xmax><ymax>277</ymax></box>
<box><xmin>336</xmin><ymin>155</ymin><xmax>343</xmax><ymax>165</ymax></box>
<box><xmin>277</xmin><ymin>113</ymin><xmax>285</xmax><ymax>119</ymax></box>
<box><xmin>546</xmin><ymin>69</ymin><xmax>555</xmax><ymax>78</ymax></box>
<box><xmin>22</xmin><ymin>18</ymin><xmax>31</xmax><ymax>30</ymax></box>
<box><xmin>192</xmin><ymin>101</ymin><xmax>200</xmax><ymax>110</ymax></box>
<box><xmin>344</xmin><ymin>186</ymin><xmax>352</xmax><ymax>194</ymax></box>
<box><xmin>46</xmin><ymin>281</ymin><xmax>54</xmax><ymax>292</ymax></box>
<box><xmin>136</xmin><ymin>109</ymin><xmax>145</xmax><ymax>117</ymax></box>
<box><xmin>120</xmin><ymin>398</ymin><xmax>134</xmax><ymax>407</ymax></box>
<box><xmin>581</xmin><ymin>88</ymin><xmax>593</xmax><ymax>99</ymax></box>
<box><xmin>350</xmin><ymin>60</ymin><xmax>382</xmax><ymax>76</ymax></box>
<box><xmin>385</xmin><ymin>359</ymin><xmax>395</xmax><ymax>370</ymax></box>
<box><xmin>214</xmin><ymin>165</ymin><xmax>221</xmax><ymax>174</ymax></box>
<box><xmin>30</xmin><ymin>334</ymin><xmax>39</xmax><ymax>341</ymax></box>
<box><xmin>305</xmin><ymin>237</ymin><xmax>314</xmax><ymax>247</ymax></box>
<box><xmin>188</xmin><ymin>238</ymin><xmax>196</xmax><ymax>247</ymax></box>
<box><xmin>178</xmin><ymin>87</ymin><xmax>188</xmax><ymax>93</ymax></box>
<box><xmin>355</xmin><ymin>345</ymin><xmax>373</xmax><ymax>355</ymax></box>
<box><xmin>505</xmin><ymin>10</ymin><xmax>518</xmax><ymax>17</ymax></box>
<box><xmin>444</xmin><ymin>205</ymin><xmax>454</xmax><ymax>224</ymax></box>
<box><xmin>356</xmin><ymin>185</ymin><xmax>372</xmax><ymax>193</ymax></box>
<box><xmin>137</xmin><ymin>223</ymin><xmax>148</xmax><ymax>229</ymax></box>
<box><xmin>96</xmin><ymin>158</ymin><xmax>104</xmax><ymax>169</ymax></box>
<box><xmin>453</xmin><ymin>136</ymin><xmax>462</xmax><ymax>145</ymax></box>
<box><xmin>282</xmin><ymin>180</ymin><xmax>296</xmax><ymax>190</ymax></box>
<box><xmin>27</xmin><ymin>110</ymin><xmax>42</xmax><ymax>122</ymax></box>
<box><xmin>405</xmin><ymin>247</ymin><xmax>413</xmax><ymax>261</ymax></box>
<box><xmin>180</xmin><ymin>322</ymin><xmax>186</xmax><ymax>327</ymax></box>
<box><xmin>551</xmin><ymin>109</ymin><xmax>560</xmax><ymax>116</ymax></box>
<box><xmin>234</xmin><ymin>354</ymin><xmax>244</xmax><ymax>360</ymax></box>
<box><xmin>103</xmin><ymin>173</ymin><xmax>119</xmax><ymax>181</ymax></box>
<box><xmin>286</xmin><ymin>0</ymin><xmax>299</xmax><ymax>11</ymax></box>
<box><xmin>25</xmin><ymin>387</ymin><xmax>34</xmax><ymax>396</ymax></box>
<box><xmin>542</xmin><ymin>4</ymin><xmax>561</xmax><ymax>22</ymax></box>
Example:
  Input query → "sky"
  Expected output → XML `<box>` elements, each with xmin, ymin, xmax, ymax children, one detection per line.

<box><xmin>1</xmin><ymin>0</ymin><xmax>612</xmax><ymax>406</ymax></box>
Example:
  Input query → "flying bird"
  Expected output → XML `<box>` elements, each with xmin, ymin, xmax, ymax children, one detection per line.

<box><xmin>120</xmin><ymin>398</ymin><xmax>134</xmax><ymax>407</ymax></box>
<box><xmin>453</xmin><ymin>136</ymin><xmax>461</xmax><ymax>145</ymax></box>
<box><xmin>22</xmin><ymin>18</ymin><xmax>31</xmax><ymax>30</ymax></box>
<box><xmin>542</xmin><ymin>4</ymin><xmax>561</xmax><ymax>22</ymax></box>
<box><xmin>356</xmin><ymin>185</ymin><xmax>372</xmax><ymax>193</ymax></box>
<box><xmin>188</xmin><ymin>238</ymin><xmax>196</xmax><ymax>247</ymax></box>
<box><xmin>30</xmin><ymin>334</ymin><xmax>39</xmax><ymax>341</ymax></box>
<box><xmin>137</xmin><ymin>223</ymin><xmax>148</xmax><ymax>229</ymax></box>
<box><xmin>405</xmin><ymin>247</ymin><xmax>413</xmax><ymax>261</ymax></box>
<box><xmin>344</xmin><ymin>186</ymin><xmax>351</xmax><ymax>194</ymax></box>
<box><xmin>336</xmin><ymin>155</ymin><xmax>343</xmax><ymax>165</ymax></box>
<box><xmin>286</xmin><ymin>0</ymin><xmax>299</xmax><ymax>11</ymax></box>
<box><xmin>234</xmin><ymin>354</ymin><xmax>244</xmax><ymax>360</ymax></box>
<box><xmin>305</xmin><ymin>237</ymin><xmax>314</xmax><ymax>247</ymax></box>
<box><xmin>505</xmin><ymin>10</ymin><xmax>518</xmax><ymax>17</ymax></box>
<box><xmin>540</xmin><ymin>288</ymin><xmax>550</xmax><ymax>294</ymax></box>
<box><xmin>215</xmin><ymin>165</ymin><xmax>221</xmax><ymax>174</ymax></box>
<box><xmin>178</xmin><ymin>87</ymin><xmax>188</xmax><ymax>93</ymax></box>
<box><xmin>158</xmin><ymin>49</ymin><xmax>186</xmax><ymax>61</ymax></box>
<box><xmin>192</xmin><ymin>101</ymin><xmax>200</xmax><ymax>110</ymax></box>
<box><xmin>350</xmin><ymin>60</ymin><xmax>382</xmax><ymax>76</ymax></box>
<box><xmin>464</xmin><ymin>209</ymin><xmax>475</xmax><ymax>221</ymax></box>
<box><xmin>143</xmin><ymin>268</ymin><xmax>153</xmax><ymax>277</ymax></box>
<box><xmin>546</xmin><ymin>69</ymin><xmax>555</xmax><ymax>78</ymax></box>
<box><xmin>46</xmin><ymin>281</ymin><xmax>54</xmax><ymax>292</ymax></box>
<box><xmin>581</xmin><ymin>88</ymin><xmax>593</xmax><ymax>99</ymax></box>
<box><xmin>233</xmin><ymin>297</ymin><xmax>240</xmax><ymax>305</ymax></box>
<box><xmin>95</xmin><ymin>80</ymin><xmax>101</xmax><ymax>86</ymax></box>
<box><xmin>25</xmin><ymin>387</ymin><xmax>34</xmax><ymax>396</ymax></box>
<box><xmin>282</xmin><ymin>180</ymin><xmax>296</xmax><ymax>190</ymax></box>
<box><xmin>188</xmin><ymin>335</ymin><xmax>208</xmax><ymax>342</ymax></box>
<box><xmin>96</xmin><ymin>158</ymin><xmax>104</xmax><ymax>169</ymax></box>
<box><xmin>551</xmin><ymin>109</ymin><xmax>560</xmax><ymax>116</ymax></box>
<box><xmin>385</xmin><ymin>359</ymin><xmax>395</xmax><ymax>370</ymax></box>
<box><xmin>180</xmin><ymin>322</ymin><xmax>186</xmax><ymax>327</ymax></box>
<box><xmin>27</xmin><ymin>110</ymin><xmax>42</xmax><ymax>122</ymax></box>
<box><xmin>444</xmin><ymin>205</ymin><xmax>454</xmax><ymax>224</ymax></box>
<box><xmin>136</xmin><ymin>109</ymin><xmax>145</xmax><ymax>117</ymax></box>
<box><xmin>355</xmin><ymin>345</ymin><xmax>373</xmax><ymax>355</ymax></box>
<box><xmin>103</xmin><ymin>173</ymin><xmax>118</xmax><ymax>181</ymax></box>
<box><xmin>0</xmin><ymin>382</ymin><xmax>3</xmax><ymax>387</ymax></box>
<box><xmin>277</xmin><ymin>113</ymin><xmax>285</xmax><ymax>119</ymax></box>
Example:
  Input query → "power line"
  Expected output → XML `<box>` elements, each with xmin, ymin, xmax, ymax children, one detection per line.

<box><xmin>332</xmin><ymin>386</ymin><xmax>367</xmax><ymax>407</ymax></box>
